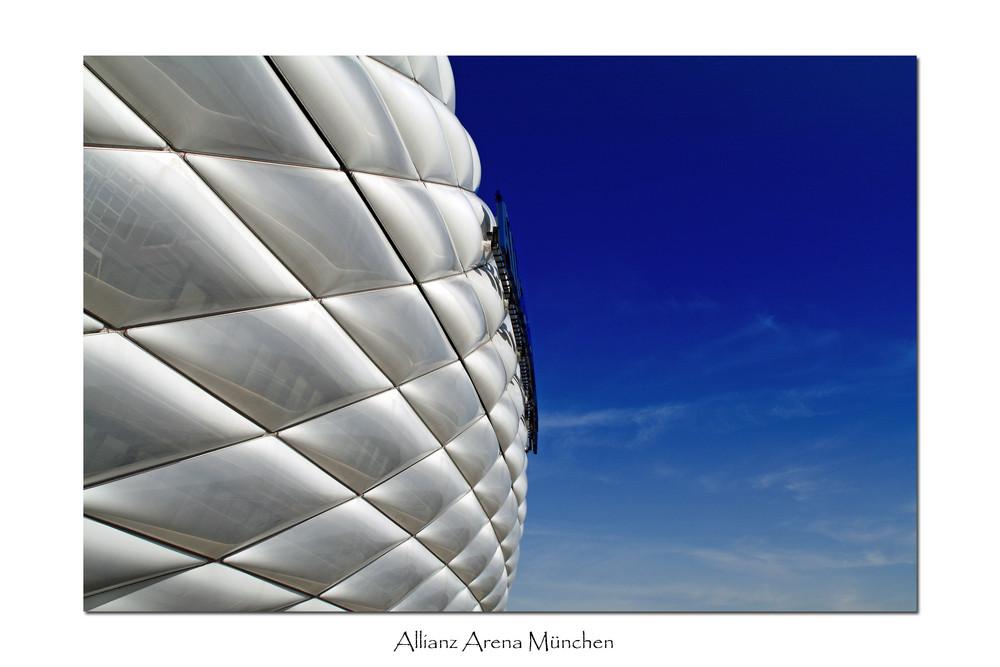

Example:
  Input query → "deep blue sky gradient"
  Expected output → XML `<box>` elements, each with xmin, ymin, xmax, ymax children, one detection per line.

<box><xmin>450</xmin><ymin>56</ymin><xmax>917</xmax><ymax>611</ymax></box>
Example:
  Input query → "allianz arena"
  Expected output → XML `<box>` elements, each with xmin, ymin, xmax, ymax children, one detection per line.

<box><xmin>83</xmin><ymin>56</ymin><xmax>537</xmax><ymax>612</ymax></box>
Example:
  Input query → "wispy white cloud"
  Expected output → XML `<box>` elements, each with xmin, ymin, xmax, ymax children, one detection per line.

<box><xmin>748</xmin><ymin>465</ymin><xmax>841</xmax><ymax>501</ymax></box>
<box><xmin>544</xmin><ymin>404</ymin><xmax>687</xmax><ymax>429</ymax></box>
<box><xmin>675</xmin><ymin>541</ymin><xmax>913</xmax><ymax>577</ymax></box>
<box><xmin>767</xmin><ymin>385</ymin><xmax>845</xmax><ymax>418</ymax></box>
<box><xmin>652</xmin><ymin>464</ymin><xmax>683</xmax><ymax>479</ymax></box>
<box><xmin>694</xmin><ymin>313</ymin><xmax>842</xmax><ymax>375</ymax></box>
<box><xmin>543</xmin><ymin>385</ymin><xmax>839</xmax><ymax>443</ymax></box>
<box><xmin>696</xmin><ymin>471</ymin><xmax>740</xmax><ymax>493</ymax></box>
<box><xmin>509</xmin><ymin>523</ymin><xmax>916</xmax><ymax>611</ymax></box>
<box><xmin>802</xmin><ymin>512</ymin><xmax>917</xmax><ymax>547</ymax></box>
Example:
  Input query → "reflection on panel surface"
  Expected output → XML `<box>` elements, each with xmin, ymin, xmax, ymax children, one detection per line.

<box><xmin>421</xmin><ymin>273</ymin><xmax>490</xmax><ymax>356</ymax></box>
<box><xmin>398</xmin><ymin>361</ymin><xmax>485</xmax><ymax>444</ymax></box>
<box><xmin>271</xmin><ymin>56</ymin><xmax>417</xmax><ymax>179</ymax></box>
<box><xmin>84</xmin><ymin>436</ymin><xmax>354</xmax><ymax>558</ymax></box>
<box><xmin>84</xmin><ymin>332</ymin><xmax>263</xmax><ymax>485</ymax></box>
<box><xmin>322</xmin><ymin>538</ymin><xmax>443</xmax><ymax>612</ymax></box>
<box><xmin>84</xmin><ymin>68</ymin><xmax>165</xmax><ymax>149</ymax></box>
<box><xmin>83</xmin><ymin>55</ymin><xmax>531</xmax><ymax>612</ymax></box>
<box><xmin>128</xmin><ymin>302</ymin><xmax>391</xmax><ymax>431</ymax></box>
<box><xmin>323</xmin><ymin>285</ymin><xmax>456</xmax><ymax>384</ymax></box>
<box><xmin>89</xmin><ymin>563</ymin><xmax>307</xmax><ymax>612</ymax></box>
<box><xmin>85</xmin><ymin>56</ymin><xmax>336</xmax><ymax>168</ymax></box>
<box><xmin>225</xmin><ymin>498</ymin><xmax>408</xmax><ymax>595</ymax></box>
<box><xmin>84</xmin><ymin>518</ymin><xmax>204</xmax><ymax>596</ymax></box>
<box><xmin>188</xmin><ymin>154</ymin><xmax>412</xmax><ymax>297</ymax></box>
<box><xmin>354</xmin><ymin>172</ymin><xmax>462</xmax><ymax>281</ymax></box>
<box><xmin>364</xmin><ymin>449</ymin><xmax>471</xmax><ymax>534</ymax></box>
<box><xmin>280</xmin><ymin>389</ymin><xmax>441</xmax><ymax>493</ymax></box>
<box><xmin>83</xmin><ymin>148</ymin><xmax>308</xmax><ymax>327</ymax></box>
<box><xmin>362</xmin><ymin>58</ymin><xmax>456</xmax><ymax>186</ymax></box>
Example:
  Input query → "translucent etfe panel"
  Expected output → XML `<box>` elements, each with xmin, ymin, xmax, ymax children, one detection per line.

<box><xmin>489</xmin><ymin>392</ymin><xmax>519</xmax><ymax>451</ymax></box>
<box><xmin>321</xmin><ymin>538</ymin><xmax>443</xmax><ymax>612</ymax></box>
<box><xmin>425</xmin><ymin>183</ymin><xmax>484</xmax><ymax>270</ymax></box>
<box><xmin>84</xmin><ymin>312</ymin><xmax>104</xmax><ymax>333</ymax></box>
<box><xmin>428</xmin><ymin>95</ymin><xmax>476</xmax><ymax>192</ymax></box>
<box><xmin>84</xmin><ymin>57</ymin><xmax>336</xmax><ymax>168</ymax></box>
<box><xmin>444</xmin><ymin>416</ymin><xmax>502</xmax><ymax>488</ymax></box>
<box><xmin>451</xmin><ymin>524</ymin><xmax>502</xmax><ymax>588</ymax></box>
<box><xmin>494</xmin><ymin>583</ymin><xmax>510</xmax><ymax>612</ymax></box>
<box><xmin>398</xmin><ymin>361</ymin><xmax>484</xmax><ymax>444</ymax></box>
<box><xmin>187</xmin><ymin>155</ymin><xmax>411</xmax><ymax>297</ymax></box>
<box><xmin>406</xmin><ymin>56</ymin><xmax>444</xmax><ymax>106</ymax></box>
<box><xmin>472</xmin><ymin>456</ymin><xmax>513</xmax><ymax>518</ymax></box>
<box><xmin>270</xmin><ymin>56</ymin><xmax>418</xmax><ymax>179</ymax></box>
<box><xmin>501</xmin><ymin>521</ymin><xmax>522</xmax><ymax>562</ymax></box>
<box><xmin>480</xmin><ymin>574</ymin><xmax>508</xmax><ymax>612</ymax></box>
<box><xmin>490</xmin><ymin>491</ymin><xmax>519</xmax><ymax>544</ymax></box>
<box><xmin>503</xmin><ymin>440</ymin><xmax>527</xmax><ymax>482</ymax></box>
<box><xmin>512</xmin><ymin>418</ymin><xmax>529</xmax><ymax>453</ymax></box>
<box><xmin>445</xmin><ymin>587</ymin><xmax>480</xmax><ymax>612</ymax></box>
<box><xmin>492</xmin><ymin>332</ymin><xmax>519</xmax><ymax>384</ymax></box>
<box><xmin>468</xmin><ymin>545</ymin><xmax>506</xmax><ymax>602</ymax></box>
<box><xmin>462</xmin><ymin>341</ymin><xmax>508</xmax><ymax>412</ymax></box>
<box><xmin>84</xmin><ymin>518</ymin><xmax>204</xmax><ymax>597</ymax></box>
<box><xmin>128</xmin><ymin>302</ymin><xmax>392</xmax><ymax>431</ymax></box>
<box><xmin>504</xmin><ymin>541</ymin><xmax>521</xmax><ymax>577</ymax></box>
<box><xmin>518</xmin><ymin>498</ymin><xmax>527</xmax><ymax>524</ymax></box>
<box><xmin>83</xmin><ymin>67</ymin><xmax>165</xmax><ymax>149</ymax></box>
<box><xmin>435</xmin><ymin>56</ymin><xmax>457</xmax><ymax>113</ymax></box>
<box><xmin>225</xmin><ymin>497</ymin><xmax>407</xmax><ymax>595</ymax></box>
<box><xmin>512</xmin><ymin>468</ymin><xmax>528</xmax><ymax>506</ymax></box>
<box><xmin>505</xmin><ymin>378</ymin><xmax>526</xmax><ymax>415</ymax></box>
<box><xmin>283</xmin><ymin>598</ymin><xmax>345</xmax><ymax>612</ymax></box>
<box><xmin>463</xmin><ymin>189</ymin><xmax>496</xmax><ymax>239</ymax></box>
<box><xmin>280</xmin><ymin>389</ymin><xmax>440</xmax><ymax>494</ymax></box>
<box><xmin>391</xmin><ymin>566</ymin><xmax>466</xmax><ymax>612</ymax></box>
<box><xmin>361</xmin><ymin>58</ymin><xmax>456</xmax><ymax>186</ymax></box>
<box><xmin>353</xmin><ymin>173</ymin><xmax>462</xmax><ymax>281</ymax></box>
<box><xmin>467</xmin><ymin>128</ymin><xmax>482</xmax><ymax>193</ymax></box>
<box><xmin>467</xmin><ymin>264</ymin><xmax>508</xmax><ymax>336</ymax></box>
<box><xmin>364</xmin><ymin>449</ymin><xmax>470</xmax><ymax>534</ymax></box>
<box><xmin>416</xmin><ymin>491</ymin><xmax>490</xmax><ymax>563</ymax></box>
<box><xmin>89</xmin><ymin>563</ymin><xmax>306</xmax><ymax>612</ymax></box>
<box><xmin>85</xmin><ymin>332</ymin><xmax>263</xmax><ymax>486</ymax></box>
<box><xmin>322</xmin><ymin>285</ymin><xmax>456</xmax><ymax>385</ymax></box>
<box><xmin>83</xmin><ymin>149</ymin><xmax>309</xmax><ymax>328</ymax></box>
<box><xmin>420</xmin><ymin>273</ymin><xmax>489</xmax><ymax>356</ymax></box>
<box><xmin>370</xmin><ymin>56</ymin><xmax>414</xmax><ymax>79</ymax></box>
<box><xmin>84</xmin><ymin>436</ymin><xmax>354</xmax><ymax>558</ymax></box>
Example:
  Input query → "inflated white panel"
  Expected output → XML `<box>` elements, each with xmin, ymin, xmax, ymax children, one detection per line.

<box><xmin>84</xmin><ymin>67</ymin><xmax>165</xmax><ymax>149</ymax></box>
<box><xmin>354</xmin><ymin>173</ymin><xmax>462</xmax><ymax>281</ymax></box>
<box><xmin>270</xmin><ymin>56</ymin><xmax>417</xmax><ymax>178</ymax></box>
<box><xmin>421</xmin><ymin>274</ymin><xmax>490</xmax><ymax>356</ymax></box>
<box><xmin>398</xmin><ymin>362</ymin><xmax>485</xmax><ymax>444</ymax></box>
<box><xmin>280</xmin><ymin>390</ymin><xmax>440</xmax><ymax>493</ymax></box>
<box><xmin>363</xmin><ymin>58</ymin><xmax>457</xmax><ymax>186</ymax></box>
<box><xmin>83</xmin><ymin>55</ymin><xmax>529</xmax><ymax>613</ymax></box>
<box><xmin>323</xmin><ymin>285</ymin><xmax>456</xmax><ymax>384</ymax></box>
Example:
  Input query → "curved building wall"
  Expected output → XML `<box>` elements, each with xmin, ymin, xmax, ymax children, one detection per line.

<box><xmin>83</xmin><ymin>56</ymin><xmax>529</xmax><ymax>612</ymax></box>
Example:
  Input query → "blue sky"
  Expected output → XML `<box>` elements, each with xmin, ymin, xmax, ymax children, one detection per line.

<box><xmin>450</xmin><ymin>56</ymin><xmax>917</xmax><ymax>611</ymax></box>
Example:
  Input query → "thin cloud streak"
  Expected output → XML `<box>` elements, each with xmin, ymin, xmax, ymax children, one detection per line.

<box><xmin>511</xmin><ymin>522</ymin><xmax>916</xmax><ymax>611</ymax></box>
<box><xmin>544</xmin><ymin>404</ymin><xmax>688</xmax><ymax>429</ymax></box>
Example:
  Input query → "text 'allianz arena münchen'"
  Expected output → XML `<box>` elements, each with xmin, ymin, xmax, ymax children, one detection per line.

<box><xmin>83</xmin><ymin>56</ymin><xmax>538</xmax><ymax>612</ymax></box>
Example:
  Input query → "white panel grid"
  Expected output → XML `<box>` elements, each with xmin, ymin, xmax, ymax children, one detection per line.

<box><xmin>83</xmin><ymin>55</ymin><xmax>528</xmax><ymax>612</ymax></box>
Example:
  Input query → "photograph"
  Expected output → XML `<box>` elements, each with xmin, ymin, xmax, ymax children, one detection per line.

<box><xmin>82</xmin><ymin>55</ymin><xmax>916</xmax><ymax>616</ymax></box>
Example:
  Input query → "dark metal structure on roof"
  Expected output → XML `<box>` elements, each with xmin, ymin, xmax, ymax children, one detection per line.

<box><xmin>492</xmin><ymin>191</ymin><xmax>538</xmax><ymax>454</ymax></box>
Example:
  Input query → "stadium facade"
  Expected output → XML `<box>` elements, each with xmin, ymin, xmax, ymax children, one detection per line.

<box><xmin>83</xmin><ymin>56</ymin><xmax>535</xmax><ymax>612</ymax></box>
